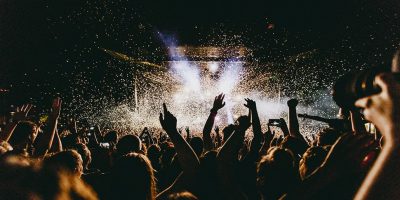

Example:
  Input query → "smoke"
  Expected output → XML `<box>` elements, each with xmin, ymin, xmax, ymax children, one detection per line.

<box><xmin>77</xmin><ymin>32</ymin><xmax>340</xmax><ymax>139</ymax></box>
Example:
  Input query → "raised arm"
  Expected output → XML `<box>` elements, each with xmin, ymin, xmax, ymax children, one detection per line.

<box><xmin>287</xmin><ymin>99</ymin><xmax>303</xmax><ymax>139</ymax></box>
<box><xmin>218</xmin><ymin>116</ymin><xmax>250</xmax><ymax>162</ymax></box>
<box><xmin>0</xmin><ymin>104</ymin><xmax>32</xmax><ymax>142</ymax></box>
<box><xmin>160</xmin><ymin>103</ymin><xmax>200</xmax><ymax>176</ymax></box>
<box><xmin>34</xmin><ymin>98</ymin><xmax>61</xmax><ymax>157</ymax></box>
<box><xmin>217</xmin><ymin>116</ymin><xmax>250</xmax><ymax>200</ymax></box>
<box><xmin>278</xmin><ymin>118</ymin><xmax>290</xmax><ymax>137</ymax></box>
<box><xmin>354</xmin><ymin>73</ymin><xmax>400</xmax><ymax>200</ymax></box>
<box><xmin>203</xmin><ymin>93</ymin><xmax>225</xmax><ymax>151</ymax></box>
<box><xmin>48</xmin><ymin>128</ymin><xmax>63</xmax><ymax>153</ymax></box>
<box><xmin>244</xmin><ymin>98</ymin><xmax>263</xmax><ymax>155</ymax></box>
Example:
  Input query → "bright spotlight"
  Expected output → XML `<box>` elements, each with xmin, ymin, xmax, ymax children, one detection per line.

<box><xmin>208</xmin><ymin>62</ymin><xmax>219</xmax><ymax>73</ymax></box>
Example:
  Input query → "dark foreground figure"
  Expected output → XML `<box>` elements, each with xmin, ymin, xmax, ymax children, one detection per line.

<box><xmin>1</xmin><ymin>69</ymin><xmax>400</xmax><ymax>200</ymax></box>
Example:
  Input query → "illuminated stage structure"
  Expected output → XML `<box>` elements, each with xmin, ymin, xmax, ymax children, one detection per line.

<box><xmin>100</xmin><ymin>46</ymin><xmax>284</xmax><ymax>133</ymax></box>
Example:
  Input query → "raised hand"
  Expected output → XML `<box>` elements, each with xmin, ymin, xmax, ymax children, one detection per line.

<box><xmin>355</xmin><ymin>73</ymin><xmax>400</xmax><ymax>141</ymax></box>
<box><xmin>1</xmin><ymin>104</ymin><xmax>33</xmax><ymax>142</ymax></box>
<box><xmin>203</xmin><ymin>94</ymin><xmax>225</xmax><ymax>151</ymax></box>
<box><xmin>212</xmin><ymin>93</ymin><xmax>226</xmax><ymax>112</ymax></box>
<box><xmin>287</xmin><ymin>98</ymin><xmax>299</xmax><ymax>108</ymax></box>
<box><xmin>51</xmin><ymin>97</ymin><xmax>62</xmax><ymax>119</ymax></box>
<box><xmin>13</xmin><ymin>104</ymin><xmax>33</xmax><ymax>122</ymax></box>
<box><xmin>244</xmin><ymin>98</ymin><xmax>256</xmax><ymax>111</ymax></box>
<box><xmin>34</xmin><ymin>97</ymin><xmax>62</xmax><ymax>157</ymax></box>
<box><xmin>159</xmin><ymin>103</ymin><xmax>200</xmax><ymax>178</ymax></box>
<box><xmin>159</xmin><ymin>103</ymin><xmax>178</xmax><ymax>134</ymax></box>
<box><xmin>353</xmin><ymin>73</ymin><xmax>400</xmax><ymax>200</ymax></box>
<box><xmin>244</xmin><ymin>98</ymin><xmax>263</xmax><ymax>156</ymax></box>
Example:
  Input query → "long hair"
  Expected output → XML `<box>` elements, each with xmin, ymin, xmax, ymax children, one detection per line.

<box><xmin>110</xmin><ymin>152</ymin><xmax>156</xmax><ymax>200</ymax></box>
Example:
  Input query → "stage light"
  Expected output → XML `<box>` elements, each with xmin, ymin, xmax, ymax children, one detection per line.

<box><xmin>208</xmin><ymin>62</ymin><xmax>219</xmax><ymax>73</ymax></box>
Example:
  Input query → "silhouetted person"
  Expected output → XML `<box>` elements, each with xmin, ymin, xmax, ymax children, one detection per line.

<box><xmin>108</xmin><ymin>153</ymin><xmax>156</xmax><ymax>200</ymax></box>
<box><xmin>116</xmin><ymin>134</ymin><xmax>141</xmax><ymax>157</ymax></box>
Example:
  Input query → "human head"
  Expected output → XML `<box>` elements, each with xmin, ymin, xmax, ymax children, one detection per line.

<box><xmin>159</xmin><ymin>142</ymin><xmax>175</xmax><ymax>169</ymax></box>
<box><xmin>147</xmin><ymin>144</ymin><xmax>161</xmax><ymax>169</ymax></box>
<box><xmin>257</xmin><ymin>147</ymin><xmax>299</xmax><ymax>200</ymax></box>
<box><xmin>299</xmin><ymin>146</ymin><xmax>330</xmax><ymax>180</ymax></box>
<box><xmin>317</xmin><ymin>128</ymin><xmax>343</xmax><ymax>146</ymax></box>
<box><xmin>104</xmin><ymin>130</ymin><xmax>118</xmax><ymax>144</ymax></box>
<box><xmin>8</xmin><ymin>121</ymin><xmax>38</xmax><ymax>150</ymax></box>
<box><xmin>280</xmin><ymin>136</ymin><xmax>309</xmax><ymax>159</ymax></box>
<box><xmin>111</xmin><ymin>153</ymin><xmax>156</xmax><ymax>200</ymax></box>
<box><xmin>35</xmin><ymin>167</ymin><xmax>98</xmax><ymax>200</ymax></box>
<box><xmin>147</xmin><ymin>144</ymin><xmax>161</xmax><ymax>159</ymax></box>
<box><xmin>71</xmin><ymin>143</ymin><xmax>92</xmax><ymax>171</ymax></box>
<box><xmin>189</xmin><ymin>137</ymin><xmax>203</xmax><ymax>156</ymax></box>
<box><xmin>0</xmin><ymin>155</ymin><xmax>97</xmax><ymax>200</ymax></box>
<box><xmin>43</xmin><ymin>150</ymin><xmax>83</xmax><ymax>177</ymax></box>
<box><xmin>116</xmin><ymin>135</ymin><xmax>141</xmax><ymax>156</ymax></box>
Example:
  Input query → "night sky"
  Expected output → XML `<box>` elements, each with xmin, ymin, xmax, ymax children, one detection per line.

<box><xmin>1</xmin><ymin>0</ymin><xmax>400</xmax><ymax>118</ymax></box>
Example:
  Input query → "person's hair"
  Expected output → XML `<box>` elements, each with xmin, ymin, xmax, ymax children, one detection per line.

<box><xmin>0</xmin><ymin>141</ymin><xmax>13</xmax><ymax>155</ymax></box>
<box><xmin>43</xmin><ymin>150</ymin><xmax>83</xmax><ymax>177</ymax></box>
<box><xmin>189</xmin><ymin>137</ymin><xmax>203</xmax><ymax>156</ymax></box>
<box><xmin>8</xmin><ymin>121</ymin><xmax>37</xmax><ymax>148</ymax></box>
<box><xmin>147</xmin><ymin>144</ymin><xmax>161</xmax><ymax>170</ymax></box>
<box><xmin>0</xmin><ymin>155</ymin><xmax>97</xmax><ymax>200</ymax></box>
<box><xmin>141</xmin><ymin>142</ymin><xmax>148</xmax><ymax>154</ymax></box>
<box><xmin>239</xmin><ymin>140</ymin><xmax>250</xmax><ymax>160</ymax></box>
<box><xmin>71</xmin><ymin>143</ymin><xmax>92</xmax><ymax>170</ymax></box>
<box><xmin>104</xmin><ymin>130</ymin><xmax>118</xmax><ymax>144</ymax></box>
<box><xmin>280</xmin><ymin>136</ymin><xmax>309</xmax><ymax>158</ymax></box>
<box><xmin>110</xmin><ymin>153</ymin><xmax>156</xmax><ymax>200</ymax></box>
<box><xmin>317</xmin><ymin>128</ymin><xmax>343</xmax><ymax>146</ymax></box>
<box><xmin>257</xmin><ymin>147</ymin><xmax>299</xmax><ymax>200</ymax></box>
<box><xmin>36</xmin><ymin>167</ymin><xmax>98</xmax><ymax>200</ymax></box>
<box><xmin>299</xmin><ymin>146</ymin><xmax>330</xmax><ymax>180</ymax></box>
<box><xmin>147</xmin><ymin>144</ymin><xmax>161</xmax><ymax>158</ymax></box>
<box><xmin>160</xmin><ymin>142</ymin><xmax>176</xmax><ymax>169</ymax></box>
<box><xmin>168</xmin><ymin>191</ymin><xmax>198</xmax><ymax>200</ymax></box>
<box><xmin>116</xmin><ymin>135</ymin><xmax>141</xmax><ymax>156</ymax></box>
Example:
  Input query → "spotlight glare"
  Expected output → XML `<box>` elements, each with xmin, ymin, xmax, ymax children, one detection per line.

<box><xmin>208</xmin><ymin>62</ymin><xmax>219</xmax><ymax>73</ymax></box>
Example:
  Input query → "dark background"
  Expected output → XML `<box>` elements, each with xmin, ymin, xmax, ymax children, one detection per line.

<box><xmin>1</xmin><ymin>0</ymin><xmax>400</xmax><ymax>116</ymax></box>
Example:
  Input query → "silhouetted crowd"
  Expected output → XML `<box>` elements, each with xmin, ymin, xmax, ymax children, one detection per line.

<box><xmin>1</xmin><ymin>71</ymin><xmax>400</xmax><ymax>200</ymax></box>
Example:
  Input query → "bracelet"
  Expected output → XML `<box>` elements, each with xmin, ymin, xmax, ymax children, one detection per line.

<box><xmin>210</xmin><ymin>108</ymin><xmax>218</xmax><ymax>114</ymax></box>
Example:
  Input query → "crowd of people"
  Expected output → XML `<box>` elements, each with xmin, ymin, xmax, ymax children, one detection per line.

<box><xmin>0</xmin><ymin>71</ymin><xmax>400</xmax><ymax>200</ymax></box>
